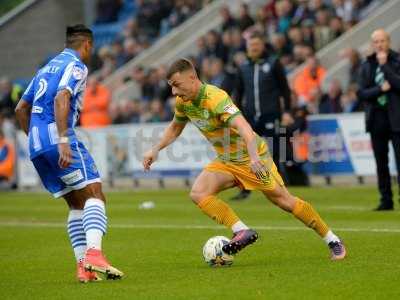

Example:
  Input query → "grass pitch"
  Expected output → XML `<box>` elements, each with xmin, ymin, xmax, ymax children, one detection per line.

<box><xmin>1</xmin><ymin>186</ymin><xmax>400</xmax><ymax>299</ymax></box>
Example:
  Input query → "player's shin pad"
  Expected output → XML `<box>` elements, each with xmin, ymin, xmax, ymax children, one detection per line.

<box><xmin>198</xmin><ymin>195</ymin><xmax>239</xmax><ymax>228</ymax></box>
<box><xmin>292</xmin><ymin>198</ymin><xmax>329</xmax><ymax>237</ymax></box>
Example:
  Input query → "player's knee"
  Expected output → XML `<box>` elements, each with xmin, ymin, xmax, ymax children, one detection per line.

<box><xmin>276</xmin><ymin>194</ymin><xmax>296</xmax><ymax>212</ymax></box>
<box><xmin>190</xmin><ymin>189</ymin><xmax>207</xmax><ymax>204</ymax></box>
<box><xmin>267</xmin><ymin>190</ymin><xmax>296</xmax><ymax>212</ymax></box>
<box><xmin>67</xmin><ymin>201</ymin><xmax>85</xmax><ymax>210</ymax></box>
<box><xmin>92</xmin><ymin>191</ymin><xmax>106</xmax><ymax>203</ymax></box>
<box><xmin>85</xmin><ymin>183</ymin><xmax>106</xmax><ymax>203</ymax></box>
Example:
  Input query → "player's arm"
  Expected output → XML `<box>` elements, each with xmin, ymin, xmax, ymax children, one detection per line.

<box><xmin>15</xmin><ymin>100</ymin><xmax>32</xmax><ymax>135</ymax></box>
<box><xmin>143</xmin><ymin>120</ymin><xmax>187</xmax><ymax>171</ymax></box>
<box><xmin>154</xmin><ymin>120</ymin><xmax>187</xmax><ymax>152</ymax></box>
<box><xmin>54</xmin><ymin>89</ymin><xmax>72</xmax><ymax>168</ymax></box>
<box><xmin>55</xmin><ymin>63</ymin><xmax>87</xmax><ymax>168</ymax></box>
<box><xmin>230</xmin><ymin>115</ymin><xmax>266</xmax><ymax>174</ymax></box>
<box><xmin>15</xmin><ymin>77</ymin><xmax>35</xmax><ymax>135</ymax></box>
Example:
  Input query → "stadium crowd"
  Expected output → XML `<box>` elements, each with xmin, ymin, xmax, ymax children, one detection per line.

<box><xmin>0</xmin><ymin>0</ymin><xmax>386</xmax><ymax>186</ymax></box>
<box><xmin>91</xmin><ymin>0</ymin><xmax>376</xmax><ymax>127</ymax></box>
<box><xmin>0</xmin><ymin>0</ymin><xmax>380</xmax><ymax>130</ymax></box>
<box><xmin>91</xmin><ymin>0</ymin><xmax>212</xmax><ymax>80</ymax></box>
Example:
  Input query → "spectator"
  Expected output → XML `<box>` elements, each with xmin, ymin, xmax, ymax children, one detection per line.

<box><xmin>280</xmin><ymin>105</ymin><xmax>310</xmax><ymax>186</ymax></box>
<box><xmin>81</xmin><ymin>76</ymin><xmax>112</xmax><ymax>128</ymax></box>
<box><xmin>203</xmin><ymin>30</ymin><xmax>227</xmax><ymax>62</ymax></box>
<box><xmin>318</xmin><ymin>79</ymin><xmax>343</xmax><ymax>114</ymax></box>
<box><xmin>128</xmin><ymin>99</ymin><xmax>143</xmax><ymax>123</ymax></box>
<box><xmin>329</xmin><ymin>16</ymin><xmax>345</xmax><ymax>38</ymax></box>
<box><xmin>95</xmin><ymin>0</ymin><xmax>122</xmax><ymax>24</ymax></box>
<box><xmin>340</xmin><ymin>48</ymin><xmax>362</xmax><ymax>86</ymax></box>
<box><xmin>220</xmin><ymin>5</ymin><xmax>237</xmax><ymax>31</ymax></box>
<box><xmin>293</xmin><ymin>55</ymin><xmax>326</xmax><ymax>106</ymax></box>
<box><xmin>357</xmin><ymin>29</ymin><xmax>400</xmax><ymax>211</ymax></box>
<box><xmin>271</xmin><ymin>33</ymin><xmax>292</xmax><ymax>59</ymax></box>
<box><xmin>113</xmin><ymin>98</ymin><xmax>142</xmax><ymax>124</ymax></box>
<box><xmin>120</xmin><ymin>18</ymin><xmax>140</xmax><ymax>40</ymax></box>
<box><xmin>111</xmin><ymin>40</ymin><xmax>126</xmax><ymax>68</ymax></box>
<box><xmin>0</xmin><ymin>128</ymin><xmax>15</xmax><ymax>188</ymax></box>
<box><xmin>96</xmin><ymin>45</ymin><xmax>117</xmax><ymax>78</ymax></box>
<box><xmin>136</xmin><ymin>0</ymin><xmax>161</xmax><ymax>38</ymax></box>
<box><xmin>292</xmin><ymin>0</ymin><xmax>314</xmax><ymax>25</ymax></box>
<box><xmin>232</xmin><ymin>31</ymin><xmax>292</xmax><ymax>200</ymax></box>
<box><xmin>0</xmin><ymin>112</ymin><xmax>15</xmax><ymax>140</ymax></box>
<box><xmin>230</xmin><ymin>28</ymin><xmax>246</xmax><ymax>54</ymax></box>
<box><xmin>314</xmin><ymin>9</ymin><xmax>335</xmax><ymax>50</ymax></box>
<box><xmin>288</xmin><ymin>26</ymin><xmax>305</xmax><ymax>48</ymax></box>
<box><xmin>143</xmin><ymin>98</ymin><xmax>170</xmax><ymax>123</ymax></box>
<box><xmin>209</xmin><ymin>57</ymin><xmax>226</xmax><ymax>87</ymax></box>
<box><xmin>341</xmin><ymin>84</ymin><xmax>363</xmax><ymax>112</ymax></box>
<box><xmin>275</xmin><ymin>0</ymin><xmax>293</xmax><ymax>34</ymax></box>
<box><xmin>208</xmin><ymin>57</ymin><xmax>235</xmax><ymax>93</ymax></box>
<box><xmin>122</xmin><ymin>38</ymin><xmax>141</xmax><ymax>63</ymax></box>
<box><xmin>300</xmin><ymin>19</ymin><xmax>315</xmax><ymax>46</ymax></box>
<box><xmin>0</xmin><ymin>77</ymin><xmax>20</xmax><ymax>118</ymax></box>
<box><xmin>161</xmin><ymin>0</ymin><xmax>195</xmax><ymax>35</ymax></box>
<box><xmin>308</xmin><ymin>0</ymin><xmax>330</xmax><ymax>14</ymax></box>
<box><xmin>332</xmin><ymin>0</ymin><xmax>360</xmax><ymax>24</ymax></box>
<box><xmin>237</xmin><ymin>3</ymin><xmax>254</xmax><ymax>32</ymax></box>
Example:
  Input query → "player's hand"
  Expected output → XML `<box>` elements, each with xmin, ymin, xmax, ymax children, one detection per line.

<box><xmin>250</xmin><ymin>156</ymin><xmax>267</xmax><ymax>175</ymax></box>
<box><xmin>143</xmin><ymin>148</ymin><xmax>159</xmax><ymax>171</ymax></box>
<box><xmin>377</xmin><ymin>51</ymin><xmax>388</xmax><ymax>65</ymax></box>
<box><xmin>381</xmin><ymin>80</ymin><xmax>391</xmax><ymax>92</ymax></box>
<box><xmin>58</xmin><ymin>143</ymin><xmax>72</xmax><ymax>168</ymax></box>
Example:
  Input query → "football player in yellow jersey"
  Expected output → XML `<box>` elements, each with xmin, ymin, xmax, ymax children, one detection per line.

<box><xmin>143</xmin><ymin>58</ymin><xmax>346</xmax><ymax>260</ymax></box>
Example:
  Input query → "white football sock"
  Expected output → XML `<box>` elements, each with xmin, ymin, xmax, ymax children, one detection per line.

<box><xmin>82</xmin><ymin>198</ymin><xmax>107</xmax><ymax>250</ymax></box>
<box><xmin>231</xmin><ymin>221</ymin><xmax>249</xmax><ymax>233</ymax></box>
<box><xmin>67</xmin><ymin>210</ymin><xmax>86</xmax><ymax>262</ymax></box>
<box><xmin>323</xmin><ymin>230</ymin><xmax>340</xmax><ymax>245</ymax></box>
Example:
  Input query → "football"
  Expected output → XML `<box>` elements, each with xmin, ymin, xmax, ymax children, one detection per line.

<box><xmin>202</xmin><ymin>236</ymin><xmax>234</xmax><ymax>267</ymax></box>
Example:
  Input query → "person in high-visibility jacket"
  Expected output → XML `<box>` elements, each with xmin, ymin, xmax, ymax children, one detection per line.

<box><xmin>0</xmin><ymin>129</ymin><xmax>15</xmax><ymax>183</ymax></box>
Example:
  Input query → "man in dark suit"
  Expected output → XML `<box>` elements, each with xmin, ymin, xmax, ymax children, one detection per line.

<box><xmin>231</xmin><ymin>32</ymin><xmax>292</xmax><ymax>200</ymax></box>
<box><xmin>358</xmin><ymin>29</ymin><xmax>400</xmax><ymax>211</ymax></box>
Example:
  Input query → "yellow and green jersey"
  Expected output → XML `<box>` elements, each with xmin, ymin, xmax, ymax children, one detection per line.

<box><xmin>174</xmin><ymin>83</ymin><xmax>267</xmax><ymax>164</ymax></box>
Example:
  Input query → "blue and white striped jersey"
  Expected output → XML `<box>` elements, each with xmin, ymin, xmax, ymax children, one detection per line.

<box><xmin>21</xmin><ymin>48</ymin><xmax>88</xmax><ymax>159</ymax></box>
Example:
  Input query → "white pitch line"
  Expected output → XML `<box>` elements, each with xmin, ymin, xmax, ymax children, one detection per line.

<box><xmin>0</xmin><ymin>221</ymin><xmax>400</xmax><ymax>233</ymax></box>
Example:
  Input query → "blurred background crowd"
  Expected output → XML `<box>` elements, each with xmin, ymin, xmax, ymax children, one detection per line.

<box><xmin>0</xmin><ymin>0</ymin><xmax>383</xmax><ymax>130</ymax></box>
<box><xmin>84</xmin><ymin>0</ymin><xmax>376</xmax><ymax>128</ymax></box>
<box><xmin>0</xmin><ymin>0</ymin><xmax>389</xmax><ymax>186</ymax></box>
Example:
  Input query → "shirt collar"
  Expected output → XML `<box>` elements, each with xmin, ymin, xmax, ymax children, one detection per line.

<box><xmin>193</xmin><ymin>83</ymin><xmax>206</xmax><ymax>106</ymax></box>
<box><xmin>62</xmin><ymin>48</ymin><xmax>81</xmax><ymax>61</ymax></box>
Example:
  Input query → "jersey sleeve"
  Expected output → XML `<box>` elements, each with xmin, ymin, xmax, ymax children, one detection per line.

<box><xmin>214</xmin><ymin>93</ymin><xmax>241</xmax><ymax>124</ymax></box>
<box><xmin>57</xmin><ymin>62</ymin><xmax>87</xmax><ymax>97</ymax></box>
<box><xmin>21</xmin><ymin>77</ymin><xmax>35</xmax><ymax>104</ymax></box>
<box><xmin>173</xmin><ymin>99</ymin><xmax>189</xmax><ymax>124</ymax></box>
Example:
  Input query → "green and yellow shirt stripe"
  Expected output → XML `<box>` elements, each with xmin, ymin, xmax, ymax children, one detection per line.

<box><xmin>174</xmin><ymin>84</ymin><xmax>268</xmax><ymax>164</ymax></box>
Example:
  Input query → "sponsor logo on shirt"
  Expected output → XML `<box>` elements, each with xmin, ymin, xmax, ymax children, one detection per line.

<box><xmin>72</xmin><ymin>67</ymin><xmax>84</xmax><ymax>80</ymax></box>
<box><xmin>223</xmin><ymin>104</ymin><xmax>239</xmax><ymax>115</ymax></box>
<box><xmin>32</xmin><ymin>106</ymin><xmax>43</xmax><ymax>113</ymax></box>
<box><xmin>192</xmin><ymin>119</ymin><xmax>208</xmax><ymax>129</ymax></box>
<box><xmin>202</xmin><ymin>110</ymin><xmax>210</xmax><ymax>119</ymax></box>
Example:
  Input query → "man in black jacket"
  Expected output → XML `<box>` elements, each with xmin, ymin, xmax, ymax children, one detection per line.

<box><xmin>358</xmin><ymin>29</ymin><xmax>400</xmax><ymax>211</ymax></box>
<box><xmin>231</xmin><ymin>32</ymin><xmax>292</xmax><ymax>200</ymax></box>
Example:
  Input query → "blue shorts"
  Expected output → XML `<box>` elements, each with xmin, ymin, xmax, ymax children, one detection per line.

<box><xmin>31</xmin><ymin>142</ymin><xmax>101</xmax><ymax>198</ymax></box>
